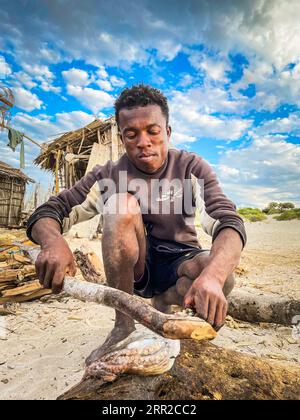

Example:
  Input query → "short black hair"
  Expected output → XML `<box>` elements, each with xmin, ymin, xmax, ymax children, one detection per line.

<box><xmin>114</xmin><ymin>83</ymin><xmax>169</xmax><ymax>126</ymax></box>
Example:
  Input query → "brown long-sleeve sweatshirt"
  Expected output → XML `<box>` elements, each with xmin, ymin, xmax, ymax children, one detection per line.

<box><xmin>27</xmin><ymin>149</ymin><xmax>246</xmax><ymax>248</ymax></box>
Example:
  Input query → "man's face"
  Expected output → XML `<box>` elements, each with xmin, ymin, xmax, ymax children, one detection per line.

<box><xmin>118</xmin><ymin>104</ymin><xmax>171</xmax><ymax>173</ymax></box>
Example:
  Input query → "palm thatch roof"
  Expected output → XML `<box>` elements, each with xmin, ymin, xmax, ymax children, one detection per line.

<box><xmin>34</xmin><ymin>117</ymin><xmax>120</xmax><ymax>172</ymax></box>
<box><xmin>0</xmin><ymin>161</ymin><xmax>34</xmax><ymax>183</ymax></box>
<box><xmin>34</xmin><ymin>116</ymin><xmax>124</xmax><ymax>190</ymax></box>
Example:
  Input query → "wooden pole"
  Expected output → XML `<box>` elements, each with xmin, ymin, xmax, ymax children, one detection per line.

<box><xmin>78</xmin><ymin>129</ymin><xmax>85</xmax><ymax>155</ymax></box>
<box><xmin>0</xmin><ymin>124</ymin><xmax>44</xmax><ymax>150</ymax></box>
<box><xmin>7</xmin><ymin>178</ymin><xmax>14</xmax><ymax>226</ymax></box>
<box><xmin>0</xmin><ymin>96</ymin><xmax>13</xmax><ymax>108</ymax></box>
<box><xmin>55</xmin><ymin>149</ymin><xmax>61</xmax><ymax>194</ymax></box>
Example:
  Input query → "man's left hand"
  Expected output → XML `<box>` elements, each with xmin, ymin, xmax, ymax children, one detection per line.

<box><xmin>183</xmin><ymin>273</ymin><xmax>228</xmax><ymax>330</ymax></box>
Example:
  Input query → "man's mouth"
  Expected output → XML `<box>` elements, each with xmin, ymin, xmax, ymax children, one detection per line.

<box><xmin>138</xmin><ymin>153</ymin><xmax>157</xmax><ymax>161</ymax></box>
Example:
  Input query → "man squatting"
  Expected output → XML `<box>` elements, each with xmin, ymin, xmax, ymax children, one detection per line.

<box><xmin>27</xmin><ymin>84</ymin><xmax>246</xmax><ymax>365</ymax></box>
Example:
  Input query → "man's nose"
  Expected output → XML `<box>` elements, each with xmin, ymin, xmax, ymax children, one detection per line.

<box><xmin>136</xmin><ymin>132</ymin><xmax>151</xmax><ymax>147</ymax></box>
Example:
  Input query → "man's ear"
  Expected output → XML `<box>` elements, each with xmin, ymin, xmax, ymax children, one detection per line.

<box><xmin>167</xmin><ymin>125</ymin><xmax>172</xmax><ymax>141</ymax></box>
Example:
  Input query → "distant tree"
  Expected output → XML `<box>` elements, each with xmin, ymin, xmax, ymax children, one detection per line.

<box><xmin>263</xmin><ymin>201</ymin><xmax>295</xmax><ymax>214</ymax></box>
<box><xmin>263</xmin><ymin>202</ymin><xmax>279</xmax><ymax>214</ymax></box>
<box><xmin>278</xmin><ymin>202</ymin><xmax>295</xmax><ymax>211</ymax></box>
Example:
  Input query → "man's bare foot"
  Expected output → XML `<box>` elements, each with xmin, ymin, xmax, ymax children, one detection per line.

<box><xmin>85</xmin><ymin>324</ymin><xmax>136</xmax><ymax>366</ymax></box>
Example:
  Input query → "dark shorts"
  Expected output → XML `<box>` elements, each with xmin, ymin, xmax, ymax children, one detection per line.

<box><xmin>134</xmin><ymin>234</ymin><xmax>208</xmax><ymax>299</ymax></box>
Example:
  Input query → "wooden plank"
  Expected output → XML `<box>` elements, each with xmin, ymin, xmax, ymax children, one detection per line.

<box><xmin>110</xmin><ymin>123</ymin><xmax>119</xmax><ymax>161</ymax></box>
<box><xmin>0</xmin><ymin>261</ymin><xmax>22</xmax><ymax>270</ymax></box>
<box><xmin>13</xmin><ymin>254</ymin><xmax>31</xmax><ymax>264</ymax></box>
<box><xmin>1</xmin><ymin>280</ymin><xmax>42</xmax><ymax>297</ymax></box>
<box><xmin>0</xmin><ymin>289</ymin><xmax>51</xmax><ymax>304</ymax></box>
<box><xmin>0</xmin><ymin>265</ymin><xmax>36</xmax><ymax>283</ymax></box>
<box><xmin>68</xmin><ymin>142</ymin><xmax>109</xmax><ymax>239</ymax></box>
<box><xmin>7</xmin><ymin>178</ymin><xmax>14</xmax><ymax>226</ymax></box>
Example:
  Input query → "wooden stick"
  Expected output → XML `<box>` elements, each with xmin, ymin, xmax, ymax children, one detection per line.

<box><xmin>0</xmin><ymin>96</ymin><xmax>13</xmax><ymax>108</ymax></box>
<box><xmin>78</xmin><ymin>129</ymin><xmax>85</xmax><ymax>154</ymax></box>
<box><xmin>63</xmin><ymin>277</ymin><xmax>216</xmax><ymax>341</ymax></box>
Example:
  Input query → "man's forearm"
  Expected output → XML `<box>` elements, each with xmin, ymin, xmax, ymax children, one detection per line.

<box><xmin>31</xmin><ymin>218</ymin><xmax>62</xmax><ymax>246</ymax></box>
<box><xmin>201</xmin><ymin>228</ymin><xmax>243</xmax><ymax>287</ymax></box>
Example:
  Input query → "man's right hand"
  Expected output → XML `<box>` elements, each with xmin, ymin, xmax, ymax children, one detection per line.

<box><xmin>31</xmin><ymin>218</ymin><xmax>76</xmax><ymax>294</ymax></box>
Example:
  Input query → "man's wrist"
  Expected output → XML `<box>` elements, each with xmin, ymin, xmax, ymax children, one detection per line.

<box><xmin>31</xmin><ymin>218</ymin><xmax>62</xmax><ymax>247</ymax></box>
<box><xmin>193</xmin><ymin>265</ymin><xmax>226</xmax><ymax>288</ymax></box>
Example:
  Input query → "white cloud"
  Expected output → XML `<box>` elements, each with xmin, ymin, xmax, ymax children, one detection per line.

<box><xmin>217</xmin><ymin>135</ymin><xmax>300</xmax><ymax>207</ymax></box>
<box><xmin>54</xmin><ymin>111</ymin><xmax>95</xmax><ymax>132</ymax></box>
<box><xmin>10</xmin><ymin>110</ymin><xmax>94</xmax><ymax>142</ymax></box>
<box><xmin>178</xmin><ymin>74</ymin><xmax>194</xmax><ymax>88</ymax></box>
<box><xmin>39</xmin><ymin>45</ymin><xmax>62</xmax><ymax>64</ymax></box>
<box><xmin>22</xmin><ymin>63</ymin><xmax>54</xmax><ymax>81</ymax></box>
<box><xmin>156</xmin><ymin>40</ymin><xmax>182</xmax><ymax>61</ymax></box>
<box><xmin>66</xmin><ymin>85</ymin><xmax>114</xmax><ymax>114</ymax></box>
<box><xmin>171</xmin><ymin>132</ymin><xmax>196</xmax><ymax>145</ymax></box>
<box><xmin>13</xmin><ymin>87</ymin><xmax>43</xmax><ymax>111</ymax></box>
<box><xmin>110</xmin><ymin>75</ymin><xmax>126</xmax><ymax>88</ymax></box>
<box><xmin>169</xmin><ymin>86</ymin><xmax>251</xmax><ymax>143</ymax></box>
<box><xmin>3</xmin><ymin>0</ymin><xmax>299</xmax><ymax>70</ymax></box>
<box><xmin>0</xmin><ymin>55</ymin><xmax>12</xmax><ymax>79</ymax></box>
<box><xmin>254</xmin><ymin>112</ymin><xmax>300</xmax><ymax>137</ymax></box>
<box><xmin>96</xmin><ymin>79</ymin><xmax>113</xmax><ymax>91</ymax></box>
<box><xmin>14</xmin><ymin>63</ymin><xmax>61</xmax><ymax>94</ymax></box>
<box><xmin>189</xmin><ymin>52</ymin><xmax>230</xmax><ymax>82</ymax></box>
<box><xmin>62</xmin><ymin>68</ymin><xmax>90</xmax><ymax>87</ymax></box>
<box><xmin>232</xmin><ymin>60</ymin><xmax>300</xmax><ymax>111</ymax></box>
<box><xmin>40</xmin><ymin>81</ymin><xmax>61</xmax><ymax>93</ymax></box>
<box><xmin>96</xmin><ymin>66</ymin><xmax>108</xmax><ymax>79</ymax></box>
<box><xmin>13</xmin><ymin>71</ymin><xmax>37</xmax><ymax>89</ymax></box>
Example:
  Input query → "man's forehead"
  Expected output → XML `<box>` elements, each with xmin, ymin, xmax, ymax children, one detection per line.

<box><xmin>118</xmin><ymin>105</ymin><xmax>165</xmax><ymax>129</ymax></box>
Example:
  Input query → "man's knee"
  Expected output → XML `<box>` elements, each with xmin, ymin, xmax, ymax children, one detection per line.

<box><xmin>104</xmin><ymin>193</ymin><xmax>141</xmax><ymax>224</ymax></box>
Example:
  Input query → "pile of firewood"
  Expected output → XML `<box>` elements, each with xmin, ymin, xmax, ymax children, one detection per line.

<box><xmin>0</xmin><ymin>232</ymin><xmax>51</xmax><ymax>308</ymax></box>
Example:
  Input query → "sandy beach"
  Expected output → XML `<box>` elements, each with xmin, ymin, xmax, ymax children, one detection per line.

<box><xmin>0</xmin><ymin>216</ymin><xmax>299</xmax><ymax>400</ymax></box>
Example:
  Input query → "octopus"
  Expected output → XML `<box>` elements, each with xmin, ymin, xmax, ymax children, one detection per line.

<box><xmin>84</xmin><ymin>328</ymin><xmax>181</xmax><ymax>382</ymax></box>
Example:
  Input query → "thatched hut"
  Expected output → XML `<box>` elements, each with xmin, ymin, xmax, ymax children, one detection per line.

<box><xmin>0</xmin><ymin>161</ymin><xmax>34</xmax><ymax>227</ymax></box>
<box><xmin>35</xmin><ymin>117</ymin><xmax>124</xmax><ymax>191</ymax></box>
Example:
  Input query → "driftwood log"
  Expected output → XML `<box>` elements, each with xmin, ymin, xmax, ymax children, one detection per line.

<box><xmin>228</xmin><ymin>287</ymin><xmax>300</xmax><ymax>326</ymax></box>
<box><xmin>58</xmin><ymin>340</ymin><xmax>300</xmax><ymax>400</ymax></box>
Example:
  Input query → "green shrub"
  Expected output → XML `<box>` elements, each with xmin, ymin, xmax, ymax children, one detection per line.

<box><xmin>274</xmin><ymin>208</ymin><xmax>300</xmax><ymax>221</ymax></box>
<box><xmin>238</xmin><ymin>207</ymin><xmax>267</xmax><ymax>222</ymax></box>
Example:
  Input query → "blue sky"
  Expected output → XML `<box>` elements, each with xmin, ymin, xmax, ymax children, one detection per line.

<box><xmin>0</xmin><ymin>0</ymin><xmax>299</xmax><ymax>208</ymax></box>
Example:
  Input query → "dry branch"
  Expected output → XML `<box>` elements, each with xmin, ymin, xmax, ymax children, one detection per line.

<box><xmin>63</xmin><ymin>278</ymin><xmax>216</xmax><ymax>341</ymax></box>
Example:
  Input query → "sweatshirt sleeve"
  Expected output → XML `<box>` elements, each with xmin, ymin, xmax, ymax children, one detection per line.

<box><xmin>191</xmin><ymin>157</ymin><xmax>247</xmax><ymax>248</ymax></box>
<box><xmin>26</xmin><ymin>165</ymin><xmax>106</xmax><ymax>243</ymax></box>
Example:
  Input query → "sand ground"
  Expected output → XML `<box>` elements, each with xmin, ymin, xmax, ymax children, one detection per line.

<box><xmin>0</xmin><ymin>216</ymin><xmax>299</xmax><ymax>400</ymax></box>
